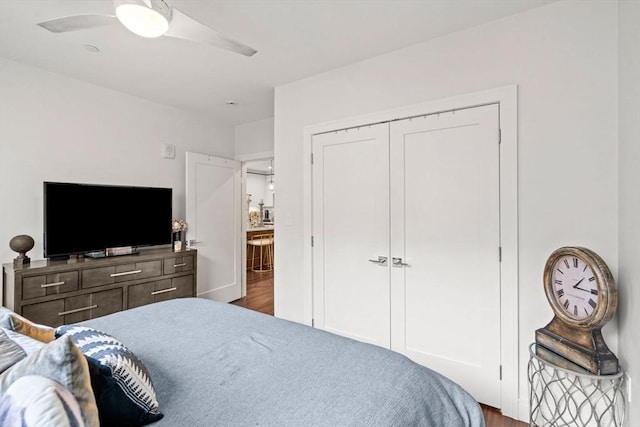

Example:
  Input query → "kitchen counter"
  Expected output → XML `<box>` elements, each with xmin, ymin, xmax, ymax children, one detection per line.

<box><xmin>246</xmin><ymin>226</ymin><xmax>274</xmax><ymax>270</ymax></box>
<box><xmin>247</xmin><ymin>225</ymin><xmax>274</xmax><ymax>232</ymax></box>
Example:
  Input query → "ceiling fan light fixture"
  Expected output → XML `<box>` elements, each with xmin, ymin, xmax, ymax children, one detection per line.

<box><xmin>115</xmin><ymin>0</ymin><xmax>171</xmax><ymax>38</ymax></box>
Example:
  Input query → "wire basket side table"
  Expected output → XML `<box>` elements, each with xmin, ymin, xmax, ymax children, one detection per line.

<box><xmin>528</xmin><ymin>343</ymin><xmax>626</xmax><ymax>427</ymax></box>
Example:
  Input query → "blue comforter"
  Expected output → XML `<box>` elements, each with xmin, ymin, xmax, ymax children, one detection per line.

<box><xmin>81</xmin><ymin>298</ymin><xmax>485</xmax><ymax>426</ymax></box>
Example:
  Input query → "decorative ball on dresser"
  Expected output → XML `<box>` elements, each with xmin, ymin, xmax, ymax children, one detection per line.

<box><xmin>9</xmin><ymin>234</ymin><xmax>35</xmax><ymax>268</ymax></box>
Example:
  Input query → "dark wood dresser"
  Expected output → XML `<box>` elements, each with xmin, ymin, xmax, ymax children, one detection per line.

<box><xmin>2</xmin><ymin>248</ymin><xmax>197</xmax><ymax>327</ymax></box>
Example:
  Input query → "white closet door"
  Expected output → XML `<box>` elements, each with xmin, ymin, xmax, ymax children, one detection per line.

<box><xmin>312</xmin><ymin>124</ymin><xmax>390</xmax><ymax>347</ymax></box>
<box><xmin>389</xmin><ymin>104</ymin><xmax>501</xmax><ymax>407</ymax></box>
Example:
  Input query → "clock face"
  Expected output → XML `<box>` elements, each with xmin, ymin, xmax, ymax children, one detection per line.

<box><xmin>550</xmin><ymin>255</ymin><xmax>599</xmax><ymax>320</ymax></box>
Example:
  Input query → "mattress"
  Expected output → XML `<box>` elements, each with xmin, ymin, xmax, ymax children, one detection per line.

<box><xmin>80</xmin><ymin>298</ymin><xmax>485</xmax><ymax>426</ymax></box>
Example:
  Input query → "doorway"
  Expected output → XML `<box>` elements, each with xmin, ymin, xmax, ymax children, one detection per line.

<box><xmin>234</xmin><ymin>157</ymin><xmax>275</xmax><ymax>315</ymax></box>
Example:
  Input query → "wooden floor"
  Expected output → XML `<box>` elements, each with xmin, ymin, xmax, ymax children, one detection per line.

<box><xmin>482</xmin><ymin>405</ymin><xmax>528</xmax><ymax>427</ymax></box>
<box><xmin>231</xmin><ymin>269</ymin><xmax>274</xmax><ymax>315</ymax></box>
<box><xmin>231</xmin><ymin>269</ymin><xmax>527</xmax><ymax>427</ymax></box>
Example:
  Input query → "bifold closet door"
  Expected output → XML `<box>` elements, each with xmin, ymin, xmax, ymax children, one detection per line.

<box><xmin>312</xmin><ymin>124</ymin><xmax>391</xmax><ymax>348</ymax></box>
<box><xmin>389</xmin><ymin>104</ymin><xmax>501</xmax><ymax>408</ymax></box>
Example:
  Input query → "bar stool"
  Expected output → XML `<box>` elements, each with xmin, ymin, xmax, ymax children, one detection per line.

<box><xmin>248</xmin><ymin>233</ymin><xmax>274</xmax><ymax>272</ymax></box>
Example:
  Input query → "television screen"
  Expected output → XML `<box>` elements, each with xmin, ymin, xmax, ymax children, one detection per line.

<box><xmin>44</xmin><ymin>182</ymin><xmax>172</xmax><ymax>258</ymax></box>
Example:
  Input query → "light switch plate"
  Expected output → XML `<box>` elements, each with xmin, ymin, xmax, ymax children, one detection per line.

<box><xmin>161</xmin><ymin>143</ymin><xmax>175</xmax><ymax>159</ymax></box>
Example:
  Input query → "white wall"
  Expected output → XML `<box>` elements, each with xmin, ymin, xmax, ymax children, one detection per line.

<box><xmin>0</xmin><ymin>58</ymin><xmax>235</xmax><ymax>266</ymax></box>
<box><xmin>618</xmin><ymin>0</ymin><xmax>640</xmax><ymax>425</ymax></box>
<box><xmin>246</xmin><ymin>172</ymin><xmax>267</xmax><ymax>208</ymax></box>
<box><xmin>274</xmin><ymin>0</ymin><xmax>618</xmax><ymax>421</ymax></box>
<box><xmin>234</xmin><ymin>117</ymin><xmax>274</xmax><ymax>160</ymax></box>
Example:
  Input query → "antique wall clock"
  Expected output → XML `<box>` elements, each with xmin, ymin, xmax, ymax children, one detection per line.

<box><xmin>535</xmin><ymin>246</ymin><xmax>618</xmax><ymax>375</ymax></box>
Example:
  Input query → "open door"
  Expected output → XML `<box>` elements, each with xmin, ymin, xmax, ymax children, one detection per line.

<box><xmin>186</xmin><ymin>152</ymin><xmax>242</xmax><ymax>302</ymax></box>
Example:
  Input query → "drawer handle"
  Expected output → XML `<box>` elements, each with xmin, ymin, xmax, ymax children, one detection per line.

<box><xmin>151</xmin><ymin>287</ymin><xmax>177</xmax><ymax>296</ymax></box>
<box><xmin>58</xmin><ymin>305</ymin><xmax>98</xmax><ymax>316</ymax></box>
<box><xmin>172</xmin><ymin>263</ymin><xmax>187</xmax><ymax>268</ymax></box>
<box><xmin>41</xmin><ymin>281</ymin><xmax>65</xmax><ymax>288</ymax></box>
<box><xmin>110</xmin><ymin>269</ymin><xmax>142</xmax><ymax>277</ymax></box>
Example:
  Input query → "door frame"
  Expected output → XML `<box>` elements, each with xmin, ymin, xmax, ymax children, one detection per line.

<box><xmin>236</xmin><ymin>151</ymin><xmax>275</xmax><ymax>297</ymax></box>
<box><xmin>302</xmin><ymin>85</ymin><xmax>518</xmax><ymax>418</ymax></box>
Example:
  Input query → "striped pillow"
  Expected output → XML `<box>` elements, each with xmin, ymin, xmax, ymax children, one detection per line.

<box><xmin>55</xmin><ymin>326</ymin><xmax>163</xmax><ymax>426</ymax></box>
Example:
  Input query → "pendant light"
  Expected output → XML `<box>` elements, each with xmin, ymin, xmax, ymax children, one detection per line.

<box><xmin>268</xmin><ymin>159</ymin><xmax>274</xmax><ymax>191</ymax></box>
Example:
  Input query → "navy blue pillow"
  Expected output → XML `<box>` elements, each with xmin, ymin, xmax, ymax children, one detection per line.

<box><xmin>55</xmin><ymin>326</ymin><xmax>163</xmax><ymax>426</ymax></box>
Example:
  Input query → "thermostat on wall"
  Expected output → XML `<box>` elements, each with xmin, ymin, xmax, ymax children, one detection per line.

<box><xmin>161</xmin><ymin>143</ymin><xmax>175</xmax><ymax>159</ymax></box>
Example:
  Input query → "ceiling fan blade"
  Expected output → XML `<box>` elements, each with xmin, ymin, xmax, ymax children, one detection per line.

<box><xmin>37</xmin><ymin>15</ymin><xmax>117</xmax><ymax>33</ymax></box>
<box><xmin>164</xmin><ymin>8</ymin><xmax>257</xmax><ymax>57</ymax></box>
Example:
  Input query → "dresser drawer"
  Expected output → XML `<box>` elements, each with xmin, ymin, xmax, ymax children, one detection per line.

<box><xmin>114</xmin><ymin>260</ymin><xmax>162</xmax><ymax>282</ymax></box>
<box><xmin>158</xmin><ymin>275</ymin><xmax>194</xmax><ymax>301</ymax></box>
<box><xmin>128</xmin><ymin>275</ymin><xmax>194</xmax><ymax>309</ymax></box>
<box><xmin>21</xmin><ymin>288</ymin><xmax>123</xmax><ymax>328</ymax></box>
<box><xmin>163</xmin><ymin>254</ymin><xmax>195</xmax><ymax>275</ymax></box>
<box><xmin>21</xmin><ymin>271</ymin><xmax>79</xmax><ymax>300</ymax></box>
<box><xmin>82</xmin><ymin>260</ymin><xmax>162</xmax><ymax>288</ymax></box>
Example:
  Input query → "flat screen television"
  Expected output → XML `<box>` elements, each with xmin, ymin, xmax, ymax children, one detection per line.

<box><xmin>44</xmin><ymin>182</ymin><xmax>172</xmax><ymax>259</ymax></box>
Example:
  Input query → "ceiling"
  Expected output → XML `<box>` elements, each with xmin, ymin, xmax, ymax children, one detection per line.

<box><xmin>246</xmin><ymin>159</ymin><xmax>274</xmax><ymax>174</ymax></box>
<box><xmin>0</xmin><ymin>0</ymin><xmax>558</xmax><ymax>126</ymax></box>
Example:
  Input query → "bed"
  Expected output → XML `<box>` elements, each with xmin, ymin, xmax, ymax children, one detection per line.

<box><xmin>1</xmin><ymin>297</ymin><xmax>485</xmax><ymax>426</ymax></box>
<box><xmin>75</xmin><ymin>297</ymin><xmax>485</xmax><ymax>426</ymax></box>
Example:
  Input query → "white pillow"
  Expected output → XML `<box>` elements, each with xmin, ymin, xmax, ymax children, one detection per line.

<box><xmin>0</xmin><ymin>336</ymin><xmax>99</xmax><ymax>427</ymax></box>
<box><xmin>0</xmin><ymin>375</ymin><xmax>86</xmax><ymax>427</ymax></box>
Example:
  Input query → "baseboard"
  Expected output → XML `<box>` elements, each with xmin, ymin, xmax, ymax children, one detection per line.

<box><xmin>518</xmin><ymin>397</ymin><xmax>530</xmax><ymax>423</ymax></box>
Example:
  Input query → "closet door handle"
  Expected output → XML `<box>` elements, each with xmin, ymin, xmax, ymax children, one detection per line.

<box><xmin>392</xmin><ymin>257</ymin><xmax>409</xmax><ymax>267</ymax></box>
<box><xmin>173</xmin><ymin>263</ymin><xmax>187</xmax><ymax>268</ymax></box>
<box><xmin>368</xmin><ymin>256</ymin><xmax>387</xmax><ymax>265</ymax></box>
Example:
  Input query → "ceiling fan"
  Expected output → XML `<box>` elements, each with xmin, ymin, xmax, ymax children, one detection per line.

<box><xmin>36</xmin><ymin>0</ymin><xmax>257</xmax><ymax>57</ymax></box>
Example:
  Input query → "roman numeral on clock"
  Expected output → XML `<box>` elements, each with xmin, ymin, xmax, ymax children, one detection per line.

<box><xmin>564</xmin><ymin>259</ymin><xmax>570</xmax><ymax>269</ymax></box>
<box><xmin>588</xmin><ymin>299</ymin><xmax>597</xmax><ymax>309</ymax></box>
<box><xmin>563</xmin><ymin>300</ymin><xmax>570</xmax><ymax>309</ymax></box>
<box><xmin>574</xmin><ymin>305</ymin><xmax>578</xmax><ymax>316</ymax></box>
<box><xmin>555</xmin><ymin>279</ymin><xmax>563</xmax><ymax>285</ymax></box>
<box><xmin>573</xmin><ymin>258</ymin><xmax>578</xmax><ymax>268</ymax></box>
<box><xmin>556</xmin><ymin>289</ymin><xmax>565</xmax><ymax>297</ymax></box>
<box><xmin>589</xmin><ymin>277</ymin><xmax>595</xmax><ymax>282</ymax></box>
